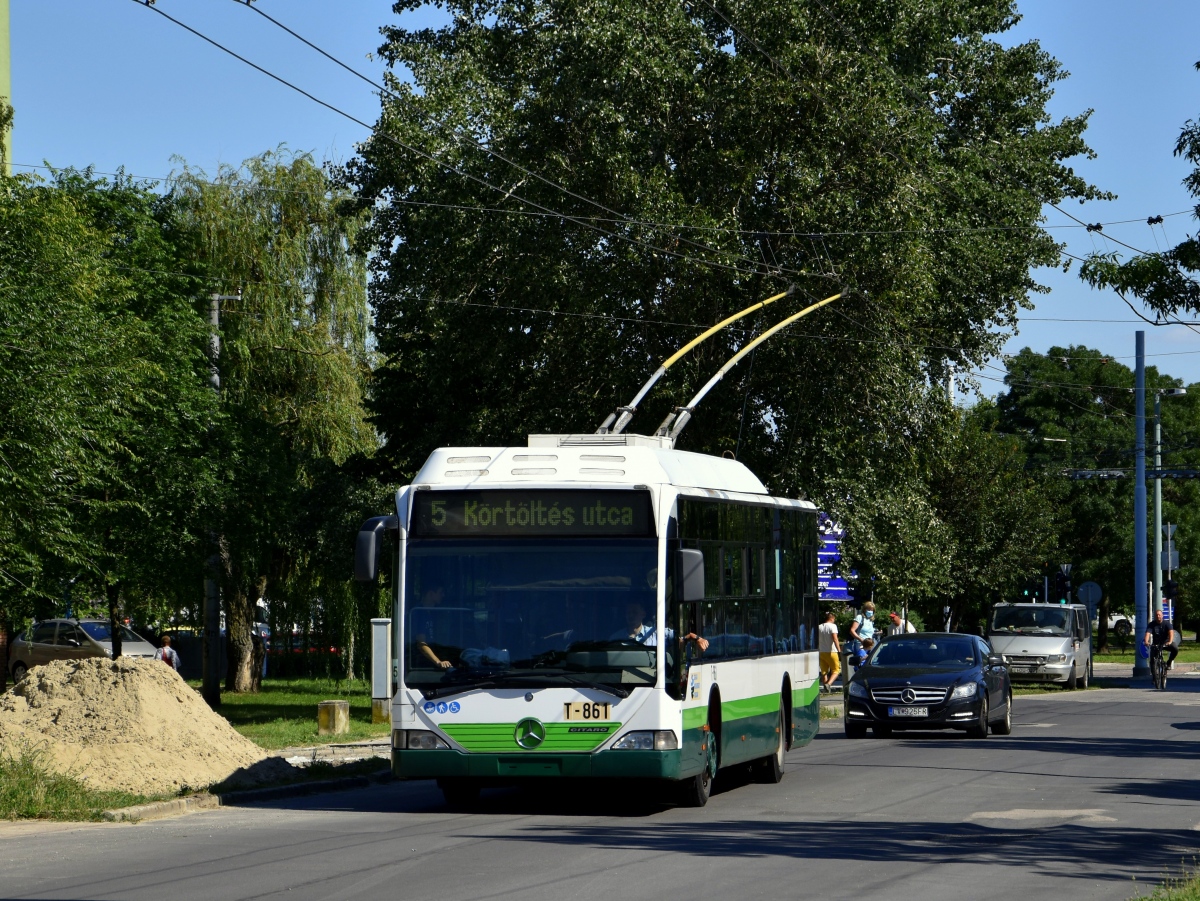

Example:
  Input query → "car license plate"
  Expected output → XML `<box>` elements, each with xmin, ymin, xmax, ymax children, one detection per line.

<box><xmin>564</xmin><ymin>702</ymin><xmax>611</xmax><ymax>721</ymax></box>
<box><xmin>1010</xmin><ymin>666</ymin><xmax>1033</xmax><ymax>673</ymax></box>
<box><xmin>888</xmin><ymin>706</ymin><xmax>928</xmax><ymax>718</ymax></box>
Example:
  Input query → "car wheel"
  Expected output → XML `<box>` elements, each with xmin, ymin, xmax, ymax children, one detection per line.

<box><xmin>1114</xmin><ymin>619</ymin><xmax>1132</xmax><ymax>638</ymax></box>
<box><xmin>845</xmin><ymin>722</ymin><xmax>867</xmax><ymax>739</ymax></box>
<box><xmin>753</xmin><ymin>702</ymin><xmax>786</xmax><ymax>784</ymax></box>
<box><xmin>1070</xmin><ymin>663</ymin><xmax>1079</xmax><ymax>690</ymax></box>
<box><xmin>11</xmin><ymin>661</ymin><xmax>27</xmax><ymax>683</ymax></box>
<box><xmin>438</xmin><ymin>778</ymin><xmax>481</xmax><ymax>810</ymax></box>
<box><xmin>992</xmin><ymin>691</ymin><xmax>1013</xmax><ymax>735</ymax></box>
<box><xmin>967</xmin><ymin>697</ymin><xmax>989</xmax><ymax>739</ymax></box>
<box><xmin>679</xmin><ymin>727</ymin><xmax>716</xmax><ymax>806</ymax></box>
<box><xmin>1079</xmin><ymin>660</ymin><xmax>1090</xmax><ymax>690</ymax></box>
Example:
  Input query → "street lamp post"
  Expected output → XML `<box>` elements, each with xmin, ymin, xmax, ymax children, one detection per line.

<box><xmin>1153</xmin><ymin>388</ymin><xmax>1187</xmax><ymax>617</ymax></box>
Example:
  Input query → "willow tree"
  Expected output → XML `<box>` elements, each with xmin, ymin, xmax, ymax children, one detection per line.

<box><xmin>173</xmin><ymin>151</ymin><xmax>375</xmax><ymax>692</ymax></box>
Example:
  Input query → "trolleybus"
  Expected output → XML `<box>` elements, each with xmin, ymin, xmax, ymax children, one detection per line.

<box><xmin>355</xmin><ymin>432</ymin><xmax>821</xmax><ymax>806</ymax></box>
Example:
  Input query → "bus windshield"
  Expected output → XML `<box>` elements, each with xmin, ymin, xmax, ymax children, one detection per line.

<box><xmin>404</xmin><ymin>539</ymin><xmax>662</xmax><ymax>695</ymax></box>
<box><xmin>990</xmin><ymin>606</ymin><xmax>1072</xmax><ymax>636</ymax></box>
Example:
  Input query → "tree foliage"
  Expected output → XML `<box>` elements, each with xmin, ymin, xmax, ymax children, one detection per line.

<box><xmin>346</xmin><ymin>0</ymin><xmax>1102</xmax><ymax>594</ymax></box>
<box><xmin>170</xmin><ymin>151</ymin><xmax>377</xmax><ymax>691</ymax></box>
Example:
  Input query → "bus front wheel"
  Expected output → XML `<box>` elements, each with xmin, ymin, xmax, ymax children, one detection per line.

<box><xmin>678</xmin><ymin>729</ymin><xmax>715</xmax><ymax>807</ymax></box>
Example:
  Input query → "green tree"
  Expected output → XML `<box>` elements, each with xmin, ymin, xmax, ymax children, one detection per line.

<box><xmin>171</xmin><ymin>150</ymin><xmax>375</xmax><ymax>692</ymax></box>
<box><xmin>346</xmin><ymin>0</ymin><xmax>1102</xmax><ymax>588</ymax></box>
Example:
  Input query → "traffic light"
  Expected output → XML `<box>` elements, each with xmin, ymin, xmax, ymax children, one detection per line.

<box><xmin>1164</xmin><ymin>578</ymin><xmax>1179</xmax><ymax>601</ymax></box>
<box><xmin>1021</xmin><ymin>578</ymin><xmax>1040</xmax><ymax>601</ymax></box>
<box><xmin>1053</xmin><ymin>572</ymin><xmax>1070</xmax><ymax>604</ymax></box>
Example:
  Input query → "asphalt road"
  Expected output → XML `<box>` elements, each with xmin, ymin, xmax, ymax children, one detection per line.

<box><xmin>5</xmin><ymin>678</ymin><xmax>1200</xmax><ymax>901</ymax></box>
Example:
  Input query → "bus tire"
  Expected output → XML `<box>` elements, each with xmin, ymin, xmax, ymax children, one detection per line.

<box><xmin>753</xmin><ymin>700</ymin><xmax>786</xmax><ymax>784</ymax></box>
<box><xmin>438</xmin><ymin>778</ymin><xmax>481</xmax><ymax>809</ymax></box>
<box><xmin>678</xmin><ymin>727</ymin><xmax>715</xmax><ymax>807</ymax></box>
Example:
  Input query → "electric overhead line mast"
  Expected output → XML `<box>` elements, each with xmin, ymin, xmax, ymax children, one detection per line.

<box><xmin>355</xmin><ymin>290</ymin><xmax>842</xmax><ymax>807</ymax></box>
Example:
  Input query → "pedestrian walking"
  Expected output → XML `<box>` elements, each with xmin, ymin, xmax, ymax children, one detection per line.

<box><xmin>155</xmin><ymin>635</ymin><xmax>181</xmax><ymax>672</ymax></box>
<box><xmin>818</xmin><ymin>611</ymin><xmax>841</xmax><ymax>692</ymax></box>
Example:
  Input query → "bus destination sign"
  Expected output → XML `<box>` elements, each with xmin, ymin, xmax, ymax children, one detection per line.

<box><xmin>411</xmin><ymin>490</ymin><xmax>654</xmax><ymax>538</ymax></box>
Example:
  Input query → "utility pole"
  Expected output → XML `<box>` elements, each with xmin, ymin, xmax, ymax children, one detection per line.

<box><xmin>203</xmin><ymin>292</ymin><xmax>240</xmax><ymax>710</ymax></box>
<box><xmin>1133</xmin><ymin>331</ymin><xmax>1149</xmax><ymax>678</ymax></box>
<box><xmin>1</xmin><ymin>0</ymin><xmax>12</xmax><ymax>175</ymax></box>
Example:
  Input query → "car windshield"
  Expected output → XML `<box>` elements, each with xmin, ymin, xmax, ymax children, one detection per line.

<box><xmin>404</xmin><ymin>539</ymin><xmax>660</xmax><ymax>695</ymax></box>
<box><xmin>989</xmin><ymin>606</ymin><xmax>1071</xmax><ymax>635</ymax></box>
<box><xmin>78</xmin><ymin>622</ymin><xmax>145</xmax><ymax>644</ymax></box>
<box><xmin>870</xmin><ymin>637</ymin><xmax>978</xmax><ymax>667</ymax></box>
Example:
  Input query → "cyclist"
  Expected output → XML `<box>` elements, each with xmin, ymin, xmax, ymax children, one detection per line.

<box><xmin>1144</xmin><ymin>609</ymin><xmax>1175</xmax><ymax>682</ymax></box>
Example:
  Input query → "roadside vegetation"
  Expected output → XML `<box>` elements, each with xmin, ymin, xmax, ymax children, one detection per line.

<box><xmin>203</xmin><ymin>678</ymin><xmax>391</xmax><ymax>750</ymax></box>
<box><xmin>0</xmin><ymin>745</ymin><xmax>159</xmax><ymax>822</ymax></box>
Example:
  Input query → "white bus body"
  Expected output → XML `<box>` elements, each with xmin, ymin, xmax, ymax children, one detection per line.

<box><xmin>361</xmin><ymin>434</ymin><xmax>822</xmax><ymax>805</ymax></box>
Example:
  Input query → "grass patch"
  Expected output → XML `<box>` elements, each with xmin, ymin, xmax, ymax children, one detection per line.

<box><xmin>0</xmin><ymin>744</ymin><xmax>162</xmax><ymax>821</ymax></box>
<box><xmin>819</xmin><ymin>704</ymin><xmax>842</xmax><ymax>719</ymax></box>
<box><xmin>194</xmin><ymin>677</ymin><xmax>391</xmax><ymax>750</ymax></box>
<box><xmin>1136</xmin><ymin>866</ymin><xmax>1200</xmax><ymax>900</ymax></box>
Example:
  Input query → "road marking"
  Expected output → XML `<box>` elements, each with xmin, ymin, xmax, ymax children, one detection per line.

<box><xmin>968</xmin><ymin>809</ymin><xmax>1116</xmax><ymax>824</ymax></box>
<box><xmin>1015</xmin><ymin>723</ymin><xmax>1057</xmax><ymax>728</ymax></box>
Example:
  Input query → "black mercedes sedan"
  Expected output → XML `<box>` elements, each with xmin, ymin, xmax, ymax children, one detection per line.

<box><xmin>843</xmin><ymin>632</ymin><xmax>1012</xmax><ymax>739</ymax></box>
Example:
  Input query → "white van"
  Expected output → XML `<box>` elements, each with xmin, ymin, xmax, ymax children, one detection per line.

<box><xmin>987</xmin><ymin>603</ymin><xmax>1093</xmax><ymax>689</ymax></box>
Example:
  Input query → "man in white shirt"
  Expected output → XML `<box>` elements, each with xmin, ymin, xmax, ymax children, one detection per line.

<box><xmin>888</xmin><ymin>611</ymin><xmax>917</xmax><ymax>636</ymax></box>
<box><xmin>818</xmin><ymin>611</ymin><xmax>840</xmax><ymax>692</ymax></box>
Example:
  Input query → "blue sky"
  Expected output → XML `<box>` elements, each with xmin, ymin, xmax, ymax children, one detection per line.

<box><xmin>9</xmin><ymin>1</ymin><xmax>1200</xmax><ymax>389</ymax></box>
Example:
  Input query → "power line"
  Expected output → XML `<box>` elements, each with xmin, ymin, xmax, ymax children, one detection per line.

<box><xmin>131</xmin><ymin>0</ymin><xmax>819</xmax><ymax>286</ymax></box>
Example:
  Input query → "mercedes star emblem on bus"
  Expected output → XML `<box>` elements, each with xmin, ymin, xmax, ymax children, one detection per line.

<box><xmin>515</xmin><ymin>718</ymin><xmax>546</xmax><ymax>749</ymax></box>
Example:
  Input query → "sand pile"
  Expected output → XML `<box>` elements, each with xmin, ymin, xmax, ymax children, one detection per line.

<box><xmin>0</xmin><ymin>657</ymin><xmax>292</xmax><ymax>795</ymax></box>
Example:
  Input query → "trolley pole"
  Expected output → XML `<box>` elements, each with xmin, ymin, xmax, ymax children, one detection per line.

<box><xmin>1133</xmin><ymin>331</ymin><xmax>1149</xmax><ymax>679</ymax></box>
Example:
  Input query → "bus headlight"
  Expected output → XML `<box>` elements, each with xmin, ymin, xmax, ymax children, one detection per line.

<box><xmin>612</xmin><ymin>731</ymin><xmax>678</xmax><ymax>751</ymax></box>
<box><xmin>400</xmin><ymin>730</ymin><xmax>450</xmax><ymax>750</ymax></box>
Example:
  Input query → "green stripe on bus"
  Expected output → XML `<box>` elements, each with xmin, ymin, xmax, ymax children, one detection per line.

<box><xmin>441</xmin><ymin>722</ymin><xmax>621</xmax><ymax>753</ymax></box>
<box><xmin>682</xmin><ymin>706</ymin><xmax>707</xmax><ymax>731</ymax></box>
<box><xmin>683</xmin><ymin>681</ymin><xmax>818</xmax><ymax>731</ymax></box>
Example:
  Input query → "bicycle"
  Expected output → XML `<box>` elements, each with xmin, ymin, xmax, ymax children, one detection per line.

<box><xmin>1150</xmin><ymin>645</ymin><xmax>1169</xmax><ymax>690</ymax></box>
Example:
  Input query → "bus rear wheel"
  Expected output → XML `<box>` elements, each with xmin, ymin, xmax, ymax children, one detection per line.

<box><xmin>753</xmin><ymin>701</ymin><xmax>786</xmax><ymax>784</ymax></box>
<box><xmin>438</xmin><ymin>778</ymin><xmax>481</xmax><ymax>809</ymax></box>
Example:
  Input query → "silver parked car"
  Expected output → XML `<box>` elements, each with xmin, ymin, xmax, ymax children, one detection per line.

<box><xmin>8</xmin><ymin>619</ymin><xmax>158</xmax><ymax>682</ymax></box>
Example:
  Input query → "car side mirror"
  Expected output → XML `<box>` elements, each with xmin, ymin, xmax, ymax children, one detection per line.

<box><xmin>987</xmin><ymin>654</ymin><xmax>1005</xmax><ymax>667</ymax></box>
<box><xmin>676</xmin><ymin>549</ymin><xmax>705</xmax><ymax>602</ymax></box>
<box><xmin>66</xmin><ymin>638</ymin><xmax>80</xmax><ymax>647</ymax></box>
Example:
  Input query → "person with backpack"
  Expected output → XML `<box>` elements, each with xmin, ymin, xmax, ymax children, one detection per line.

<box><xmin>848</xmin><ymin>601</ymin><xmax>877</xmax><ymax>656</ymax></box>
<box><xmin>155</xmin><ymin>635</ymin><xmax>181</xmax><ymax>673</ymax></box>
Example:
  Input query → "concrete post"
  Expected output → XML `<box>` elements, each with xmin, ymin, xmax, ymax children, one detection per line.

<box><xmin>371</xmin><ymin>618</ymin><xmax>392</xmax><ymax>724</ymax></box>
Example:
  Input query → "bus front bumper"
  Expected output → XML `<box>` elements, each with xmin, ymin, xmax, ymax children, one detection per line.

<box><xmin>393</xmin><ymin>748</ymin><xmax>681</xmax><ymax>781</ymax></box>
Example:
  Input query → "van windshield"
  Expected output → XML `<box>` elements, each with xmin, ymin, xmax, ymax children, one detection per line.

<box><xmin>990</xmin><ymin>606</ymin><xmax>1071</xmax><ymax>636</ymax></box>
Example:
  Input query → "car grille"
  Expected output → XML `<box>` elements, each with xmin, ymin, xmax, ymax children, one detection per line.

<box><xmin>1006</xmin><ymin>655</ymin><xmax>1047</xmax><ymax>665</ymax></box>
<box><xmin>870</xmin><ymin>688</ymin><xmax>947</xmax><ymax>704</ymax></box>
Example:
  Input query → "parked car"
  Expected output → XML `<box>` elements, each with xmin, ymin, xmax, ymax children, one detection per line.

<box><xmin>988</xmin><ymin>602</ymin><xmax>1093</xmax><ymax>688</ymax></box>
<box><xmin>8</xmin><ymin>619</ymin><xmax>158</xmax><ymax>682</ymax></box>
<box><xmin>844</xmin><ymin>632</ymin><xmax>1013</xmax><ymax>739</ymax></box>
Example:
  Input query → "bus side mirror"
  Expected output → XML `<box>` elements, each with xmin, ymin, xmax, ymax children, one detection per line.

<box><xmin>677</xmin><ymin>549</ymin><xmax>705</xmax><ymax>602</ymax></box>
<box><xmin>354</xmin><ymin>515</ymin><xmax>399</xmax><ymax>582</ymax></box>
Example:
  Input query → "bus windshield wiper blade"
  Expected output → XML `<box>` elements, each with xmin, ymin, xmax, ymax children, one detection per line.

<box><xmin>422</xmin><ymin>672</ymin><xmax>630</xmax><ymax>700</ymax></box>
<box><xmin>421</xmin><ymin>680</ymin><xmax>498</xmax><ymax>700</ymax></box>
<box><xmin>560</xmin><ymin>675</ymin><xmax>630</xmax><ymax>699</ymax></box>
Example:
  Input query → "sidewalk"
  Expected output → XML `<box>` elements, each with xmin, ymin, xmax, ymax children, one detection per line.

<box><xmin>267</xmin><ymin>737</ymin><xmax>389</xmax><ymax>766</ymax></box>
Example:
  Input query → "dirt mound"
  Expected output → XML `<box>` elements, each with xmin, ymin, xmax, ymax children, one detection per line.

<box><xmin>0</xmin><ymin>657</ymin><xmax>294</xmax><ymax>795</ymax></box>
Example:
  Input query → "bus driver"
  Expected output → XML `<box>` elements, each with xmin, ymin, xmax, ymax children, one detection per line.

<box><xmin>611</xmin><ymin>602</ymin><xmax>709</xmax><ymax>652</ymax></box>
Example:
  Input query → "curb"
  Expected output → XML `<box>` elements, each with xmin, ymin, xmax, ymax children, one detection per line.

<box><xmin>102</xmin><ymin>770</ymin><xmax>391</xmax><ymax>823</ymax></box>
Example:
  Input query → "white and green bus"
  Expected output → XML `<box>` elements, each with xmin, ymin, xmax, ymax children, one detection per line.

<box><xmin>355</xmin><ymin>432</ymin><xmax>821</xmax><ymax>806</ymax></box>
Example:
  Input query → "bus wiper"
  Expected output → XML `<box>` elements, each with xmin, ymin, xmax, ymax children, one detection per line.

<box><xmin>421</xmin><ymin>672</ymin><xmax>630</xmax><ymax>700</ymax></box>
<box><xmin>421</xmin><ymin>679</ymin><xmax>500</xmax><ymax>700</ymax></box>
<box><xmin>559</xmin><ymin>675</ymin><xmax>630</xmax><ymax>699</ymax></box>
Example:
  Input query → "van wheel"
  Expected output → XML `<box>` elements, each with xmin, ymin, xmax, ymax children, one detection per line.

<box><xmin>1079</xmin><ymin>660</ymin><xmax>1090</xmax><ymax>690</ymax></box>
<box><xmin>11</xmin><ymin>662</ymin><xmax>27</xmax><ymax>683</ymax></box>
<box><xmin>678</xmin><ymin>728</ymin><xmax>716</xmax><ymax>806</ymax></box>
<box><xmin>753</xmin><ymin>702</ymin><xmax>786</xmax><ymax>784</ymax></box>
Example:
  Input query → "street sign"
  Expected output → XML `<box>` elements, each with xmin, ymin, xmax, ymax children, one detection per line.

<box><xmin>1060</xmin><ymin>563</ymin><xmax>1073</xmax><ymax>575</ymax></box>
<box><xmin>1165</xmin><ymin>524</ymin><xmax>1178</xmax><ymax>538</ymax></box>
<box><xmin>1162</xmin><ymin>551</ymin><xmax>1180</xmax><ymax>571</ymax></box>
<box><xmin>1076</xmin><ymin>581</ymin><xmax>1102</xmax><ymax>606</ymax></box>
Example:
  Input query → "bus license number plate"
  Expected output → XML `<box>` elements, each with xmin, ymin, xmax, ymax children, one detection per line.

<box><xmin>564</xmin><ymin>702</ymin><xmax>611</xmax><ymax>721</ymax></box>
<box><xmin>888</xmin><ymin>706</ymin><xmax>927</xmax><ymax>718</ymax></box>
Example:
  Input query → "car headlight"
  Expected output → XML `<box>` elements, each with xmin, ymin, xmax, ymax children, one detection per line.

<box><xmin>403</xmin><ymin>730</ymin><xmax>450</xmax><ymax>750</ymax></box>
<box><xmin>1052</xmin><ymin>654</ymin><xmax>1067</xmax><ymax>663</ymax></box>
<box><xmin>951</xmin><ymin>682</ymin><xmax>978</xmax><ymax>700</ymax></box>
<box><xmin>848</xmin><ymin>682</ymin><xmax>869</xmax><ymax>699</ymax></box>
<box><xmin>612</xmin><ymin>730</ymin><xmax>678</xmax><ymax>751</ymax></box>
